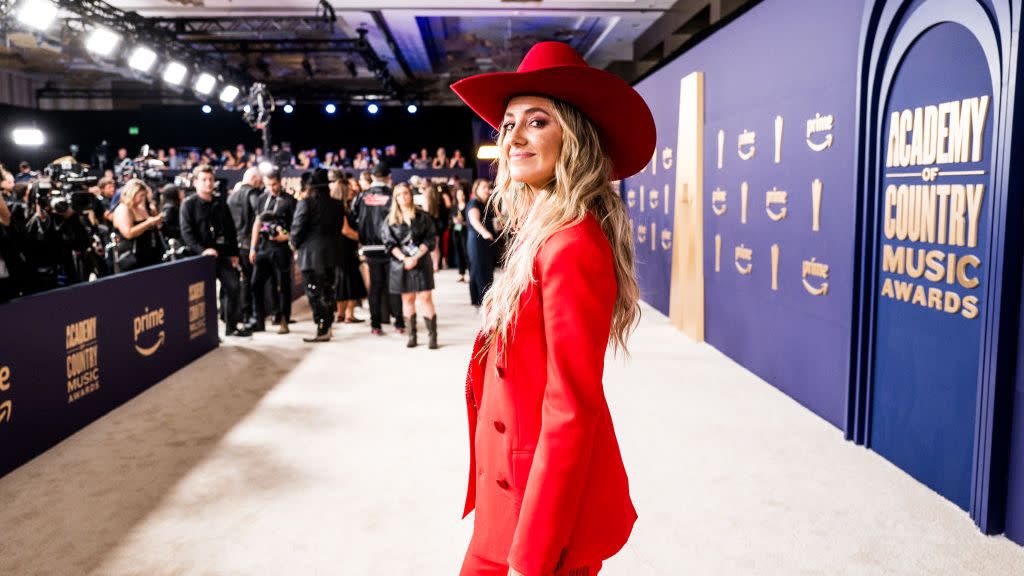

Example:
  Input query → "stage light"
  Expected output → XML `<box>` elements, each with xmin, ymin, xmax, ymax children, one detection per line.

<box><xmin>194</xmin><ymin>73</ymin><xmax>216</xmax><ymax>95</ymax></box>
<box><xmin>407</xmin><ymin>104</ymin><xmax>418</xmax><ymax>114</ymax></box>
<box><xmin>243</xmin><ymin>104</ymin><xmax>252</xmax><ymax>113</ymax></box>
<box><xmin>218</xmin><ymin>84</ymin><xmax>240</xmax><ymax>103</ymax></box>
<box><xmin>477</xmin><ymin>145</ymin><xmax>499</xmax><ymax>160</ymax></box>
<box><xmin>367</xmin><ymin>103</ymin><xmax>379</xmax><ymax>115</ymax></box>
<box><xmin>128</xmin><ymin>46</ymin><xmax>157</xmax><ymax>73</ymax></box>
<box><xmin>201</xmin><ymin>104</ymin><xmax>212</xmax><ymax>114</ymax></box>
<box><xmin>12</xmin><ymin>127</ymin><xmax>44</xmax><ymax>146</ymax></box>
<box><xmin>15</xmin><ymin>0</ymin><xmax>58</xmax><ymax>31</ymax></box>
<box><xmin>258</xmin><ymin>161</ymin><xmax>276</xmax><ymax>175</ymax></box>
<box><xmin>283</xmin><ymin>104</ymin><xmax>294</xmax><ymax>114</ymax></box>
<box><xmin>325</xmin><ymin>103</ymin><xmax>337</xmax><ymax>115</ymax></box>
<box><xmin>85</xmin><ymin>28</ymin><xmax>121</xmax><ymax>57</ymax></box>
<box><xmin>162</xmin><ymin>61</ymin><xmax>188</xmax><ymax>85</ymax></box>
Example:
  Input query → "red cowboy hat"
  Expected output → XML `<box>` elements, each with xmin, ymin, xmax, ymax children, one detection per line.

<box><xmin>450</xmin><ymin>41</ymin><xmax>656</xmax><ymax>181</ymax></box>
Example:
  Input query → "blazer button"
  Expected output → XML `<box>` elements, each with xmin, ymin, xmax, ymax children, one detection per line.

<box><xmin>496</xmin><ymin>479</ymin><xmax>509</xmax><ymax>490</ymax></box>
<box><xmin>493</xmin><ymin>420</ymin><xmax>506</xmax><ymax>434</ymax></box>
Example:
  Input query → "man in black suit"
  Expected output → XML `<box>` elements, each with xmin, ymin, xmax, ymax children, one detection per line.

<box><xmin>180</xmin><ymin>165</ymin><xmax>250</xmax><ymax>337</ymax></box>
<box><xmin>290</xmin><ymin>168</ymin><xmax>344</xmax><ymax>342</ymax></box>
<box><xmin>248</xmin><ymin>171</ymin><xmax>296</xmax><ymax>334</ymax></box>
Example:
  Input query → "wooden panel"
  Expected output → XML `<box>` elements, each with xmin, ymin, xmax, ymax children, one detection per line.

<box><xmin>669</xmin><ymin>71</ymin><xmax>704</xmax><ymax>340</ymax></box>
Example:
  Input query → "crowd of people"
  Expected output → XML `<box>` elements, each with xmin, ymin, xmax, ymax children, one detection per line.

<box><xmin>101</xmin><ymin>143</ymin><xmax>470</xmax><ymax>175</ymax></box>
<box><xmin>0</xmin><ymin>155</ymin><xmax>501</xmax><ymax>349</ymax></box>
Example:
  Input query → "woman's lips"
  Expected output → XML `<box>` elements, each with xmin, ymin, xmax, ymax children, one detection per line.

<box><xmin>510</xmin><ymin>152</ymin><xmax>535</xmax><ymax>160</ymax></box>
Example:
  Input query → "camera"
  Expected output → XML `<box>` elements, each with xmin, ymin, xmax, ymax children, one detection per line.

<box><xmin>258</xmin><ymin>211</ymin><xmax>289</xmax><ymax>241</ymax></box>
<box><xmin>43</xmin><ymin>160</ymin><xmax>98</xmax><ymax>213</ymax></box>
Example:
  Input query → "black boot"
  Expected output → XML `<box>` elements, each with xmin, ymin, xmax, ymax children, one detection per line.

<box><xmin>406</xmin><ymin>314</ymin><xmax>417</xmax><ymax>348</ymax></box>
<box><xmin>304</xmin><ymin>320</ymin><xmax>331</xmax><ymax>343</ymax></box>
<box><xmin>425</xmin><ymin>315</ymin><xmax>438</xmax><ymax>349</ymax></box>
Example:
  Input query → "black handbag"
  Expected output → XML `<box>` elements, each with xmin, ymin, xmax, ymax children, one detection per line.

<box><xmin>116</xmin><ymin>237</ymin><xmax>138</xmax><ymax>271</ymax></box>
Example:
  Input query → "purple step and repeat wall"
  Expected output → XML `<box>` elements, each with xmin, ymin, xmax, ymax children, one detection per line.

<box><xmin>624</xmin><ymin>0</ymin><xmax>864</xmax><ymax>429</ymax></box>
<box><xmin>622</xmin><ymin>0</ymin><xmax>1024</xmax><ymax>542</ymax></box>
<box><xmin>0</xmin><ymin>257</ymin><xmax>219</xmax><ymax>478</ymax></box>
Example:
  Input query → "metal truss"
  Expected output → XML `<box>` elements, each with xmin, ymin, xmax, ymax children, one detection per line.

<box><xmin>148</xmin><ymin>17</ymin><xmax>336</xmax><ymax>37</ymax></box>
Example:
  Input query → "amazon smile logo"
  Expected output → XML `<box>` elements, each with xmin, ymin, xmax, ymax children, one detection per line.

<box><xmin>133</xmin><ymin>306</ymin><xmax>166</xmax><ymax>357</ymax></box>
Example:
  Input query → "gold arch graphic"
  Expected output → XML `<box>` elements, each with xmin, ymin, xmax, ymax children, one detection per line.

<box><xmin>0</xmin><ymin>400</ymin><xmax>11</xmax><ymax>424</ymax></box>
<box><xmin>802</xmin><ymin>258</ymin><xmax>830</xmax><ymax>296</ymax></box>
<box><xmin>735</xmin><ymin>245</ymin><xmax>753</xmax><ymax>275</ymax></box>
<box><xmin>134</xmin><ymin>331</ymin><xmax>166</xmax><ymax>357</ymax></box>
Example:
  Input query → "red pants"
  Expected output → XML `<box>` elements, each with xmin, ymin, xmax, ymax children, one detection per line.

<box><xmin>460</xmin><ymin>548</ymin><xmax>602</xmax><ymax>576</ymax></box>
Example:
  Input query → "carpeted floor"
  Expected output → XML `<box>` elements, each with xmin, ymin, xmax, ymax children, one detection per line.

<box><xmin>1</xmin><ymin>268</ymin><xmax>1023</xmax><ymax>575</ymax></box>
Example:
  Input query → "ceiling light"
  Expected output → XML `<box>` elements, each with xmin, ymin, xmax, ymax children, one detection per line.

<box><xmin>407</xmin><ymin>104</ymin><xmax>418</xmax><ymax>114</ymax></box>
<box><xmin>128</xmin><ymin>46</ymin><xmax>157</xmax><ymax>73</ymax></box>
<box><xmin>163</xmin><ymin>61</ymin><xmax>188</xmax><ymax>85</ymax></box>
<box><xmin>201</xmin><ymin>104</ymin><xmax>212</xmax><ymax>114</ymax></box>
<box><xmin>324</xmin><ymin>103</ymin><xmax>337</xmax><ymax>115</ymax></box>
<box><xmin>218</xmin><ymin>84</ymin><xmax>240</xmax><ymax>103</ymax></box>
<box><xmin>477</xmin><ymin>145</ymin><xmax>499</xmax><ymax>160</ymax></box>
<box><xmin>194</xmin><ymin>73</ymin><xmax>216</xmax><ymax>95</ymax></box>
<box><xmin>12</xmin><ymin>127</ymin><xmax>45</xmax><ymax>146</ymax></box>
<box><xmin>283</xmin><ymin>104</ymin><xmax>294</xmax><ymax>114</ymax></box>
<box><xmin>16</xmin><ymin>0</ymin><xmax>58</xmax><ymax>31</ymax></box>
<box><xmin>85</xmin><ymin>28</ymin><xmax>121</xmax><ymax>57</ymax></box>
<box><xmin>367</xmin><ymin>103</ymin><xmax>379</xmax><ymax>115</ymax></box>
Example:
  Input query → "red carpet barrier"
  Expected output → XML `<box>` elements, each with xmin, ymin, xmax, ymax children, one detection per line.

<box><xmin>0</xmin><ymin>256</ymin><xmax>219</xmax><ymax>479</ymax></box>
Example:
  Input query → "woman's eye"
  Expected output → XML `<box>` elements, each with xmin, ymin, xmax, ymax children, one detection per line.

<box><xmin>502</xmin><ymin>122</ymin><xmax>515</xmax><ymax>131</ymax></box>
<box><xmin>529</xmin><ymin>119</ymin><xmax>546</xmax><ymax>127</ymax></box>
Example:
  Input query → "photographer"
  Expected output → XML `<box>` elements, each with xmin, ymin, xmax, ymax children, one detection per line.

<box><xmin>112</xmin><ymin>179</ymin><xmax>164</xmax><ymax>272</ymax></box>
<box><xmin>180</xmin><ymin>165</ymin><xmax>250</xmax><ymax>337</ymax></box>
<box><xmin>227</xmin><ymin>167</ymin><xmax>263</xmax><ymax>322</ymax></box>
<box><xmin>247</xmin><ymin>172</ymin><xmax>295</xmax><ymax>334</ymax></box>
<box><xmin>23</xmin><ymin>180</ymin><xmax>91</xmax><ymax>293</ymax></box>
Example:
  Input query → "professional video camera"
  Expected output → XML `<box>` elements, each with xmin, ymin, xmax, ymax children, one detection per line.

<box><xmin>41</xmin><ymin>160</ymin><xmax>98</xmax><ymax>213</ymax></box>
<box><xmin>120</xmin><ymin>144</ymin><xmax>168</xmax><ymax>188</ymax></box>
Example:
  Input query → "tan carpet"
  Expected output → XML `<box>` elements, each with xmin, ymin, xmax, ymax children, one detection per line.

<box><xmin>1</xmin><ymin>268</ymin><xmax>1023</xmax><ymax>575</ymax></box>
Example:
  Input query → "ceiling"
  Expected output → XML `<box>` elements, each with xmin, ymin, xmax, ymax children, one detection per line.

<box><xmin>0</xmin><ymin>0</ymin><xmax>754</xmax><ymax>108</ymax></box>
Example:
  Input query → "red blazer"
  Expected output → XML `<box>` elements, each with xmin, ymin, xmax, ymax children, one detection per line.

<box><xmin>462</xmin><ymin>213</ymin><xmax>637</xmax><ymax>575</ymax></box>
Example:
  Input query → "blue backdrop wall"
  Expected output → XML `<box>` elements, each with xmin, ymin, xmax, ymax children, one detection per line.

<box><xmin>624</xmin><ymin>0</ymin><xmax>865</xmax><ymax>429</ymax></box>
<box><xmin>622</xmin><ymin>0</ymin><xmax>1024</xmax><ymax>543</ymax></box>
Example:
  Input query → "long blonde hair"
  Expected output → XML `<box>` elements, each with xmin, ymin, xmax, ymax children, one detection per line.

<box><xmin>387</xmin><ymin>182</ymin><xmax>416</xmax><ymax>226</ymax></box>
<box><xmin>481</xmin><ymin>96</ymin><xmax>640</xmax><ymax>357</ymax></box>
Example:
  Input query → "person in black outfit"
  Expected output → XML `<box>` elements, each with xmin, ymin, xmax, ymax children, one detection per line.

<box><xmin>329</xmin><ymin>169</ymin><xmax>367</xmax><ymax>323</ymax></box>
<box><xmin>180</xmin><ymin>165</ymin><xmax>251</xmax><ymax>337</ymax></box>
<box><xmin>248</xmin><ymin>172</ymin><xmax>296</xmax><ymax>334</ymax></box>
<box><xmin>381</xmin><ymin>183</ymin><xmax>440</xmax><ymax>349</ymax></box>
<box><xmin>350</xmin><ymin>163</ymin><xmax>405</xmax><ymax>335</ymax></box>
<box><xmin>159</xmin><ymin>184</ymin><xmax>184</xmax><ymax>244</ymax></box>
<box><xmin>450</xmin><ymin>185</ymin><xmax>470</xmax><ymax>282</ymax></box>
<box><xmin>290</xmin><ymin>168</ymin><xmax>345</xmax><ymax>342</ymax></box>
<box><xmin>466</xmin><ymin>178</ymin><xmax>498</xmax><ymax>307</ymax></box>
<box><xmin>227</xmin><ymin>167</ymin><xmax>263</xmax><ymax>322</ymax></box>
<box><xmin>112</xmin><ymin>179</ymin><xmax>165</xmax><ymax>271</ymax></box>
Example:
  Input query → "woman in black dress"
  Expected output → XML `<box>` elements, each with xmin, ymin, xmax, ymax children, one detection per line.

<box><xmin>450</xmin><ymin>185</ymin><xmax>470</xmax><ymax>283</ymax></box>
<box><xmin>329</xmin><ymin>169</ymin><xmax>367</xmax><ymax>323</ymax></box>
<box><xmin>380</xmin><ymin>182</ymin><xmax>439</xmax><ymax>349</ymax></box>
<box><xmin>112</xmin><ymin>178</ymin><xmax>165</xmax><ymax>271</ymax></box>
<box><xmin>423</xmin><ymin>183</ymin><xmax>450</xmax><ymax>272</ymax></box>
<box><xmin>466</xmin><ymin>178</ymin><xmax>498</xmax><ymax>307</ymax></box>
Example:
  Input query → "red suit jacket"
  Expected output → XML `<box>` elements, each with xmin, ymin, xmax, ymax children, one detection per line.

<box><xmin>463</xmin><ymin>214</ymin><xmax>637</xmax><ymax>575</ymax></box>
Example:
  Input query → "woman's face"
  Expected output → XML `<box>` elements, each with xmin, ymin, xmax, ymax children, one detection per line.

<box><xmin>502</xmin><ymin>95</ymin><xmax>562</xmax><ymax>192</ymax></box>
<box><xmin>133</xmin><ymin>190</ymin><xmax>148</xmax><ymax>209</ymax></box>
<box><xmin>395</xmin><ymin>187</ymin><xmax>414</xmax><ymax>210</ymax></box>
<box><xmin>436</xmin><ymin>147</ymin><xmax>446</xmax><ymax>157</ymax></box>
<box><xmin>456</xmin><ymin>187</ymin><xmax>466</xmax><ymax>203</ymax></box>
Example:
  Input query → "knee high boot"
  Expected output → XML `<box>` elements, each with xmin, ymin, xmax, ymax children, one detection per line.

<box><xmin>425</xmin><ymin>315</ymin><xmax>438</xmax><ymax>349</ymax></box>
<box><xmin>406</xmin><ymin>314</ymin><xmax>417</xmax><ymax>347</ymax></box>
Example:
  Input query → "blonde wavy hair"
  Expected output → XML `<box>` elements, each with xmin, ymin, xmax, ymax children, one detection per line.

<box><xmin>387</xmin><ymin>182</ymin><xmax>416</xmax><ymax>226</ymax></box>
<box><xmin>119</xmin><ymin>178</ymin><xmax>151</xmax><ymax>209</ymax></box>
<box><xmin>481</xmin><ymin>96</ymin><xmax>640</xmax><ymax>357</ymax></box>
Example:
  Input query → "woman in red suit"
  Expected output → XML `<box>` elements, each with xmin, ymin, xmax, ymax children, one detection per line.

<box><xmin>450</xmin><ymin>41</ymin><xmax>657</xmax><ymax>576</ymax></box>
